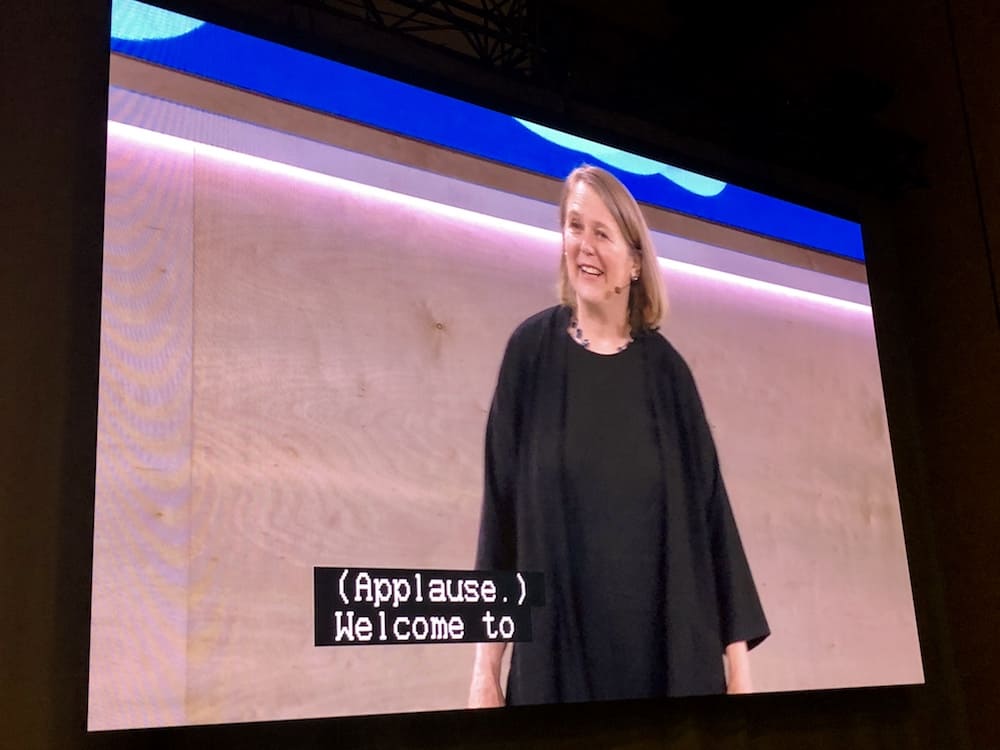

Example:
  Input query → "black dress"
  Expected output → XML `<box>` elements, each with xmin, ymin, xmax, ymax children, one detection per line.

<box><xmin>476</xmin><ymin>306</ymin><xmax>769</xmax><ymax>704</ymax></box>
<box><xmin>563</xmin><ymin>340</ymin><xmax>666</xmax><ymax>701</ymax></box>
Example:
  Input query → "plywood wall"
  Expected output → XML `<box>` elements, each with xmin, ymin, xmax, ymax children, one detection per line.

<box><xmin>89</xmin><ymin>130</ymin><xmax>921</xmax><ymax>729</ymax></box>
<box><xmin>90</xmin><ymin>134</ymin><xmax>195</xmax><ymax>729</ymax></box>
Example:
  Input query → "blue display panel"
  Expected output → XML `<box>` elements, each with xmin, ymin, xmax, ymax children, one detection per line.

<box><xmin>110</xmin><ymin>0</ymin><xmax>863</xmax><ymax>259</ymax></box>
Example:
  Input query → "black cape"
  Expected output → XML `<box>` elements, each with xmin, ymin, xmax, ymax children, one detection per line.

<box><xmin>475</xmin><ymin>306</ymin><xmax>769</xmax><ymax>704</ymax></box>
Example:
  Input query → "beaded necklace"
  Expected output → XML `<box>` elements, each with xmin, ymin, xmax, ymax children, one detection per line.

<box><xmin>569</xmin><ymin>318</ymin><xmax>633</xmax><ymax>353</ymax></box>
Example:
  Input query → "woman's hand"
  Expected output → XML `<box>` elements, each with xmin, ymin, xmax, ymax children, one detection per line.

<box><xmin>725</xmin><ymin>640</ymin><xmax>753</xmax><ymax>694</ymax></box>
<box><xmin>468</xmin><ymin>642</ymin><xmax>507</xmax><ymax>708</ymax></box>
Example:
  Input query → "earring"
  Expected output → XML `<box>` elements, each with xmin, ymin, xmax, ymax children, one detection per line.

<box><xmin>631</xmin><ymin>274</ymin><xmax>639</xmax><ymax>282</ymax></box>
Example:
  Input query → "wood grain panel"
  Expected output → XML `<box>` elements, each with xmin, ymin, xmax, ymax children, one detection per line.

<box><xmin>176</xmin><ymin>144</ymin><xmax>918</xmax><ymax>725</ymax></box>
<box><xmin>184</xmin><ymin>152</ymin><xmax>556</xmax><ymax>722</ymax></box>
<box><xmin>89</xmin><ymin>128</ymin><xmax>918</xmax><ymax>728</ymax></box>
<box><xmin>89</xmin><ymin>133</ymin><xmax>195</xmax><ymax>730</ymax></box>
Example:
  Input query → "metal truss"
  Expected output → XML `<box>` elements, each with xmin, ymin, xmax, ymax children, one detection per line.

<box><xmin>316</xmin><ymin>0</ymin><xmax>541</xmax><ymax>74</ymax></box>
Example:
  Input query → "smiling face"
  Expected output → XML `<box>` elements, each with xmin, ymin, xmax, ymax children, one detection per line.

<box><xmin>562</xmin><ymin>180</ymin><xmax>640</xmax><ymax>313</ymax></box>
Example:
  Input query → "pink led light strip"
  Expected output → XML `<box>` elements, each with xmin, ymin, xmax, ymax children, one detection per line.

<box><xmin>106</xmin><ymin>120</ymin><xmax>873</xmax><ymax>315</ymax></box>
<box><xmin>659</xmin><ymin>257</ymin><xmax>872</xmax><ymax>313</ymax></box>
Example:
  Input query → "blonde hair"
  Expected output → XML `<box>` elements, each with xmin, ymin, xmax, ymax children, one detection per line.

<box><xmin>557</xmin><ymin>165</ymin><xmax>668</xmax><ymax>334</ymax></box>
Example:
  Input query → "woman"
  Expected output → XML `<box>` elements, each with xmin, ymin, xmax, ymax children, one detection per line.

<box><xmin>469</xmin><ymin>165</ymin><xmax>769</xmax><ymax>708</ymax></box>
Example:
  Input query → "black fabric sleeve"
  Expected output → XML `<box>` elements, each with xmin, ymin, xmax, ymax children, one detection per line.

<box><xmin>475</xmin><ymin>333</ymin><xmax>524</xmax><ymax>571</ymax></box>
<box><xmin>674</xmin><ymin>356</ymin><xmax>770</xmax><ymax>651</ymax></box>
<box><xmin>705</xmin><ymin>464</ymin><xmax>770</xmax><ymax>650</ymax></box>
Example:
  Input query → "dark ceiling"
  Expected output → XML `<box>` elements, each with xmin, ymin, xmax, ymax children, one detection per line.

<box><xmin>158</xmin><ymin>0</ymin><xmax>925</xmax><ymax>201</ymax></box>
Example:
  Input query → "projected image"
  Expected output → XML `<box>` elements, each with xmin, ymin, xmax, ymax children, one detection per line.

<box><xmin>89</xmin><ymin>0</ymin><xmax>922</xmax><ymax>731</ymax></box>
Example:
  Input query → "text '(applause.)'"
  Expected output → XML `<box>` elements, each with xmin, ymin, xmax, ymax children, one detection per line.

<box><xmin>314</xmin><ymin>567</ymin><xmax>544</xmax><ymax>646</ymax></box>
